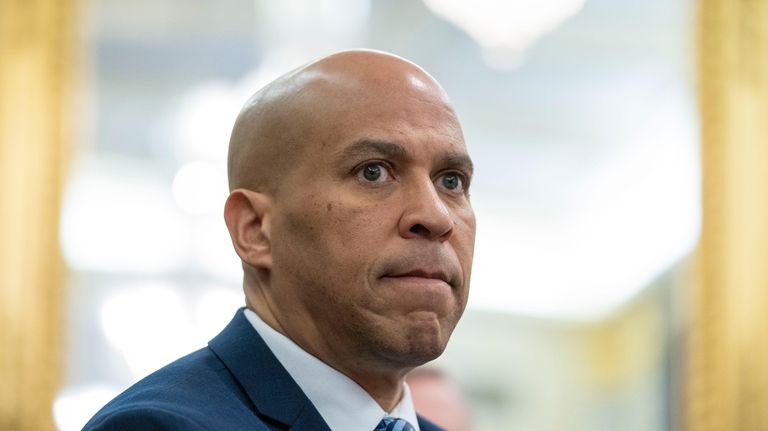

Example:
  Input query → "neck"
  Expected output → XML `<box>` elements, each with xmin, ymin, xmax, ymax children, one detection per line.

<box><xmin>344</xmin><ymin>368</ymin><xmax>407</xmax><ymax>412</ymax></box>
<box><xmin>250</xmin><ymin>310</ymin><xmax>409</xmax><ymax>410</ymax></box>
<box><xmin>244</xmin><ymin>276</ymin><xmax>413</xmax><ymax>412</ymax></box>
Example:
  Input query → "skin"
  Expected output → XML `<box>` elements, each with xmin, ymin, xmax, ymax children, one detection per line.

<box><xmin>223</xmin><ymin>49</ymin><xmax>476</xmax><ymax>411</ymax></box>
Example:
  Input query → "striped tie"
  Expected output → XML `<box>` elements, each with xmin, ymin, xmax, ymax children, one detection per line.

<box><xmin>374</xmin><ymin>417</ymin><xmax>416</xmax><ymax>431</ymax></box>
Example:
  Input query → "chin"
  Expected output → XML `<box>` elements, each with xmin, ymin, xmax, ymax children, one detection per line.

<box><xmin>363</xmin><ymin>309</ymin><xmax>460</xmax><ymax>367</ymax></box>
<box><xmin>397</xmin><ymin>316</ymin><xmax>453</xmax><ymax>364</ymax></box>
<box><xmin>398</xmin><ymin>341</ymin><xmax>448</xmax><ymax>368</ymax></box>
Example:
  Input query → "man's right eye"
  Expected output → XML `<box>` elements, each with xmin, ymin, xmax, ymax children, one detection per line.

<box><xmin>357</xmin><ymin>162</ymin><xmax>391</xmax><ymax>183</ymax></box>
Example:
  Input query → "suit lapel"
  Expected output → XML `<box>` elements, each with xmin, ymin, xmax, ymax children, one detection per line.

<box><xmin>208</xmin><ymin>309</ymin><xmax>331</xmax><ymax>431</ymax></box>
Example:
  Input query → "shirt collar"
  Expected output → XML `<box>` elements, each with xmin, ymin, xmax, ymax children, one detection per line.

<box><xmin>243</xmin><ymin>309</ymin><xmax>420</xmax><ymax>431</ymax></box>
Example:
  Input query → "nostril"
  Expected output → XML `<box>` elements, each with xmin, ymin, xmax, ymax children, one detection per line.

<box><xmin>410</xmin><ymin>224</ymin><xmax>428</xmax><ymax>235</ymax></box>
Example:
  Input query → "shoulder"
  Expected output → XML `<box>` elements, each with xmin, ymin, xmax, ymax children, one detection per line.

<box><xmin>83</xmin><ymin>346</ymin><xmax>265</xmax><ymax>430</ymax></box>
<box><xmin>82</xmin><ymin>405</ymin><xmax>208</xmax><ymax>431</ymax></box>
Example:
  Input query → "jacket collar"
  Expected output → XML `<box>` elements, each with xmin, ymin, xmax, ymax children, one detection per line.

<box><xmin>208</xmin><ymin>308</ymin><xmax>331</xmax><ymax>431</ymax></box>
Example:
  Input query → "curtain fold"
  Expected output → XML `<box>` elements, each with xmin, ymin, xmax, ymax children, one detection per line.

<box><xmin>687</xmin><ymin>0</ymin><xmax>768</xmax><ymax>430</ymax></box>
<box><xmin>0</xmin><ymin>0</ymin><xmax>76</xmax><ymax>430</ymax></box>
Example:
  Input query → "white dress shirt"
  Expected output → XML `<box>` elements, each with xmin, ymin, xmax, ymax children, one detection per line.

<box><xmin>244</xmin><ymin>308</ymin><xmax>420</xmax><ymax>431</ymax></box>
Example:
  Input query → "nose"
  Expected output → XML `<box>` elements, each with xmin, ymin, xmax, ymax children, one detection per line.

<box><xmin>398</xmin><ymin>178</ymin><xmax>454</xmax><ymax>241</ymax></box>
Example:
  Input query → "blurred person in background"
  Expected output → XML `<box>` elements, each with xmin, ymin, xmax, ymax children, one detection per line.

<box><xmin>407</xmin><ymin>367</ymin><xmax>473</xmax><ymax>431</ymax></box>
<box><xmin>83</xmin><ymin>49</ymin><xmax>476</xmax><ymax>431</ymax></box>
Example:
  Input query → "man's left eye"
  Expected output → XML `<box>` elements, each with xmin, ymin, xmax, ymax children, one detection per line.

<box><xmin>439</xmin><ymin>173</ymin><xmax>464</xmax><ymax>191</ymax></box>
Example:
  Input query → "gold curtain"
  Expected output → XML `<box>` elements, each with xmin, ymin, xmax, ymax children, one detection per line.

<box><xmin>0</xmin><ymin>0</ymin><xmax>77</xmax><ymax>430</ymax></box>
<box><xmin>687</xmin><ymin>0</ymin><xmax>768</xmax><ymax>430</ymax></box>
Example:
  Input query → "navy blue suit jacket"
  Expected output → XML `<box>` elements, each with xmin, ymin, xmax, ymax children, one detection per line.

<box><xmin>83</xmin><ymin>309</ymin><xmax>444</xmax><ymax>431</ymax></box>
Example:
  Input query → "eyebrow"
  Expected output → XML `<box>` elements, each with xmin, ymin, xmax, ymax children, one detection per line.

<box><xmin>341</xmin><ymin>138</ymin><xmax>408</xmax><ymax>160</ymax></box>
<box><xmin>443</xmin><ymin>152</ymin><xmax>474</xmax><ymax>177</ymax></box>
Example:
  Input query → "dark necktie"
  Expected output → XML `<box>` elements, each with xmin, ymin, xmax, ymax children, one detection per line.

<box><xmin>374</xmin><ymin>416</ymin><xmax>416</xmax><ymax>431</ymax></box>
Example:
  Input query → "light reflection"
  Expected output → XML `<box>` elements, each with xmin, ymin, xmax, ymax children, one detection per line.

<box><xmin>423</xmin><ymin>0</ymin><xmax>586</xmax><ymax>68</ymax></box>
<box><xmin>470</xmin><ymin>131</ymin><xmax>698</xmax><ymax>321</ymax></box>
<box><xmin>172</xmin><ymin>161</ymin><xmax>227</xmax><ymax>215</ymax></box>
<box><xmin>100</xmin><ymin>283</ymin><xmax>199</xmax><ymax>379</ymax></box>
<box><xmin>193</xmin><ymin>286</ymin><xmax>244</xmax><ymax>341</ymax></box>
<box><xmin>257</xmin><ymin>0</ymin><xmax>371</xmax><ymax>51</ymax></box>
<box><xmin>53</xmin><ymin>384</ymin><xmax>119</xmax><ymax>431</ymax></box>
<box><xmin>192</xmin><ymin>215</ymin><xmax>242</xmax><ymax>284</ymax></box>
<box><xmin>170</xmin><ymin>81</ymin><xmax>240</xmax><ymax>164</ymax></box>
<box><xmin>60</xmin><ymin>155</ymin><xmax>190</xmax><ymax>274</ymax></box>
<box><xmin>466</xmin><ymin>78</ymin><xmax>698</xmax><ymax>320</ymax></box>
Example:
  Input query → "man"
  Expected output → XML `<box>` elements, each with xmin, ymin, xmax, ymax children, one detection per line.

<box><xmin>84</xmin><ymin>49</ymin><xmax>476</xmax><ymax>431</ymax></box>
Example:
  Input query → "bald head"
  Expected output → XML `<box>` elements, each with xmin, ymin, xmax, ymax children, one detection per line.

<box><xmin>227</xmin><ymin>49</ymin><xmax>456</xmax><ymax>193</ymax></box>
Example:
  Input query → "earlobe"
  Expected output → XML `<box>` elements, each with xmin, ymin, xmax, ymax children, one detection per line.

<box><xmin>223</xmin><ymin>189</ymin><xmax>273</xmax><ymax>269</ymax></box>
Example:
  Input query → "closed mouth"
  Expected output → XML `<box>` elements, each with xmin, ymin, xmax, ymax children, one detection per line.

<box><xmin>383</xmin><ymin>269</ymin><xmax>451</xmax><ymax>286</ymax></box>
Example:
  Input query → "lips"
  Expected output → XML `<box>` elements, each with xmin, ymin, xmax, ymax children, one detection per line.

<box><xmin>377</xmin><ymin>250</ymin><xmax>462</xmax><ymax>290</ymax></box>
<box><xmin>386</xmin><ymin>269</ymin><xmax>451</xmax><ymax>285</ymax></box>
<box><xmin>380</xmin><ymin>266</ymin><xmax>458</xmax><ymax>291</ymax></box>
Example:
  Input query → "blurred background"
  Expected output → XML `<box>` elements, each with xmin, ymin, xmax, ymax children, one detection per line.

<box><xmin>2</xmin><ymin>0</ymin><xmax>767</xmax><ymax>430</ymax></box>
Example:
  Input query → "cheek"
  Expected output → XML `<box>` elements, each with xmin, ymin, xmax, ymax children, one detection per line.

<box><xmin>323</xmin><ymin>199</ymin><xmax>392</xmax><ymax>250</ymax></box>
<box><xmin>278</xmin><ymin>196</ymin><xmax>390</xmax><ymax>281</ymax></box>
<box><xmin>453</xmin><ymin>209</ymin><xmax>476</xmax><ymax>260</ymax></box>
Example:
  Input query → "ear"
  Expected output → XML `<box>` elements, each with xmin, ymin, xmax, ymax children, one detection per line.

<box><xmin>223</xmin><ymin>189</ymin><xmax>273</xmax><ymax>269</ymax></box>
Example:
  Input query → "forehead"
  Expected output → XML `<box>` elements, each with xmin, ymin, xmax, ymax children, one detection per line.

<box><xmin>306</xmin><ymin>80</ymin><xmax>467</xmax><ymax>160</ymax></box>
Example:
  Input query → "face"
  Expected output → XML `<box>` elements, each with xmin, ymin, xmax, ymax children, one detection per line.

<box><xmin>266</xmin><ymin>72</ymin><xmax>476</xmax><ymax>371</ymax></box>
